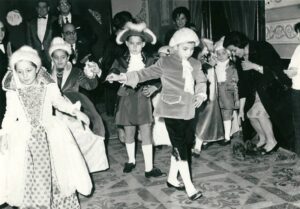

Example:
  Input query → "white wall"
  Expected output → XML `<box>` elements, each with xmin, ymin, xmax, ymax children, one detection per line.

<box><xmin>265</xmin><ymin>0</ymin><xmax>300</xmax><ymax>58</ymax></box>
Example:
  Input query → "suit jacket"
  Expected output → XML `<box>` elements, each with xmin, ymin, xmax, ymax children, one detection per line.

<box><xmin>27</xmin><ymin>15</ymin><xmax>57</xmax><ymax>68</ymax></box>
<box><xmin>126</xmin><ymin>54</ymin><xmax>207</xmax><ymax>120</ymax></box>
<box><xmin>52</xmin><ymin>14</ymin><xmax>93</xmax><ymax>42</ymax></box>
<box><xmin>70</xmin><ymin>39</ymin><xmax>94</xmax><ymax>68</ymax></box>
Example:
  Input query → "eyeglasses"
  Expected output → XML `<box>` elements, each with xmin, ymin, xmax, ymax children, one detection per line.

<box><xmin>64</xmin><ymin>31</ymin><xmax>76</xmax><ymax>36</ymax></box>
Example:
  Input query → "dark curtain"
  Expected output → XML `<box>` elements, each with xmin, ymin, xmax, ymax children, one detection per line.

<box><xmin>189</xmin><ymin>0</ymin><xmax>203</xmax><ymax>37</ymax></box>
<box><xmin>223</xmin><ymin>0</ymin><xmax>258</xmax><ymax>40</ymax></box>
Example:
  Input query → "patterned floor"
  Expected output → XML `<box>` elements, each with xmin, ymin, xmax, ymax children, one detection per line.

<box><xmin>1</xmin><ymin>111</ymin><xmax>300</xmax><ymax>209</ymax></box>
<box><xmin>77</xmin><ymin>132</ymin><xmax>300</xmax><ymax>209</ymax></box>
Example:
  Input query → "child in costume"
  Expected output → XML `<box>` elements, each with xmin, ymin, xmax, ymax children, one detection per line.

<box><xmin>214</xmin><ymin>37</ymin><xmax>239</xmax><ymax>144</ymax></box>
<box><xmin>0</xmin><ymin>46</ymin><xmax>92</xmax><ymax>208</ymax></box>
<box><xmin>49</xmin><ymin>37</ymin><xmax>109</xmax><ymax>173</ymax></box>
<box><xmin>109</xmin><ymin>22</ymin><xmax>165</xmax><ymax>177</ymax></box>
<box><xmin>192</xmin><ymin>38</ymin><xmax>224</xmax><ymax>157</ymax></box>
<box><xmin>107</xmin><ymin>27</ymin><xmax>207</xmax><ymax>201</ymax></box>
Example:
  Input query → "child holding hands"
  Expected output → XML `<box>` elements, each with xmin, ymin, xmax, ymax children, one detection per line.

<box><xmin>107</xmin><ymin>28</ymin><xmax>207</xmax><ymax>201</ymax></box>
<box><xmin>0</xmin><ymin>46</ymin><xmax>92</xmax><ymax>208</ymax></box>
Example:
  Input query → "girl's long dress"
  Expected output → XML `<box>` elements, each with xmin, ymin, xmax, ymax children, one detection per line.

<box><xmin>0</xmin><ymin>70</ymin><xmax>92</xmax><ymax>208</ymax></box>
<box><xmin>18</xmin><ymin>85</ymin><xmax>80</xmax><ymax>209</ymax></box>
<box><xmin>195</xmin><ymin>67</ymin><xmax>224</xmax><ymax>142</ymax></box>
<box><xmin>57</xmin><ymin>92</ymin><xmax>109</xmax><ymax>173</ymax></box>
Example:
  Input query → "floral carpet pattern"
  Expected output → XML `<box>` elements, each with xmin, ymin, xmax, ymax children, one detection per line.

<box><xmin>76</xmin><ymin>132</ymin><xmax>300</xmax><ymax>209</ymax></box>
<box><xmin>1</xmin><ymin>112</ymin><xmax>300</xmax><ymax>209</ymax></box>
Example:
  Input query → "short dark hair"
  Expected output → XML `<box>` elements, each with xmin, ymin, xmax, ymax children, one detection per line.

<box><xmin>36</xmin><ymin>0</ymin><xmax>49</xmax><ymax>7</ymax></box>
<box><xmin>172</xmin><ymin>7</ymin><xmax>191</xmax><ymax>23</ymax></box>
<box><xmin>294</xmin><ymin>22</ymin><xmax>300</xmax><ymax>33</ymax></box>
<box><xmin>113</xmin><ymin>11</ymin><xmax>133</xmax><ymax>30</ymax></box>
<box><xmin>223</xmin><ymin>31</ymin><xmax>249</xmax><ymax>49</ymax></box>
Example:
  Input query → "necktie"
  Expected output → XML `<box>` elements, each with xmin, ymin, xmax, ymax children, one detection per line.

<box><xmin>65</xmin><ymin>17</ymin><xmax>70</xmax><ymax>24</ymax></box>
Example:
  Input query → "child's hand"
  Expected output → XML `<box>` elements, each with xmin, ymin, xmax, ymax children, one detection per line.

<box><xmin>142</xmin><ymin>85</ymin><xmax>158</xmax><ymax>97</ymax></box>
<box><xmin>75</xmin><ymin>110</ymin><xmax>90</xmax><ymax>126</ymax></box>
<box><xmin>194</xmin><ymin>94</ymin><xmax>207</xmax><ymax>108</ymax></box>
<box><xmin>105</xmin><ymin>73</ymin><xmax>127</xmax><ymax>84</ymax></box>
<box><xmin>84</xmin><ymin>61</ymin><xmax>102</xmax><ymax>79</ymax></box>
<box><xmin>284</xmin><ymin>67</ymin><xmax>298</xmax><ymax>78</ymax></box>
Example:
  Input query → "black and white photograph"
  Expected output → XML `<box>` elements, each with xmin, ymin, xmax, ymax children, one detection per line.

<box><xmin>0</xmin><ymin>0</ymin><xmax>299</xmax><ymax>208</ymax></box>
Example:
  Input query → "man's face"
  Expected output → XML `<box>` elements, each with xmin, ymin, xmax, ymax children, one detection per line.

<box><xmin>36</xmin><ymin>2</ymin><xmax>49</xmax><ymax>18</ymax></box>
<box><xmin>62</xmin><ymin>24</ymin><xmax>77</xmax><ymax>44</ymax></box>
<box><xmin>0</xmin><ymin>22</ymin><xmax>5</xmax><ymax>43</ymax></box>
<box><xmin>58</xmin><ymin>0</ymin><xmax>71</xmax><ymax>15</ymax></box>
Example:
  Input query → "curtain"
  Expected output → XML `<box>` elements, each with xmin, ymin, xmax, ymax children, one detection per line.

<box><xmin>189</xmin><ymin>0</ymin><xmax>204</xmax><ymax>36</ymax></box>
<box><xmin>223</xmin><ymin>0</ymin><xmax>258</xmax><ymax>40</ymax></box>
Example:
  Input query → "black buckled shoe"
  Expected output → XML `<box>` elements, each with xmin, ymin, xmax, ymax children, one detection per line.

<box><xmin>145</xmin><ymin>167</ymin><xmax>167</xmax><ymax>178</ymax></box>
<box><xmin>188</xmin><ymin>191</ymin><xmax>203</xmax><ymax>201</ymax></box>
<box><xmin>166</xmin><ymin>181</ymin><xmax>185</xmax><ymax>191</ymax></box>
<box><xmin>123</xmin><ymin>162</ymin><xmax>136</xmax><ymax>173</ymax></box>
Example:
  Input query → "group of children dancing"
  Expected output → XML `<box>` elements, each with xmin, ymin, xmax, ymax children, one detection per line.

<box><xmin>0</xmin><ymin>20</ymin><xmax>240</xmax><ymax>208</ymax></box>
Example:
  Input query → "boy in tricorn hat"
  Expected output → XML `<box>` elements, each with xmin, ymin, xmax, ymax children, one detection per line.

<box><xmin>109</xmin><ymin>21</ymin><xmax>165</xmax><ymax>178</ymax></box>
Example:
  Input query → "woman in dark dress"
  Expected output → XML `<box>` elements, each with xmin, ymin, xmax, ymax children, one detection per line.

<box><xmin>223</xmin><ymin>31</ymin><xmax>293</xmax><ymax>154</ymax></box>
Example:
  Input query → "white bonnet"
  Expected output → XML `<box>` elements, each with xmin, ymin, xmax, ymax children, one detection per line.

<box><xmin>10</xmin><ymin>46</ymin><xmax>41</xmax><ymax>71</ymax></box>
<box><xmin>49</xmin><ymin>37</ymin><xmax>72</xmax><ymax>56</ymax></box>
<box><xmin>169</xmin><ymin>27</ymin><xmax>200</xmax><ymax>47</ymax></box>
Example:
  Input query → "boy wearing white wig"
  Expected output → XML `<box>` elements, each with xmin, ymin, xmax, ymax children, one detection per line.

<box><xmin>214</xmin><ymin>37</ymin><xmax>239</xmax><ymax>145</ymax></box>
<box><xmin>107</xmin><ymin>27</ymin><xmax>207</xmax><ymax>201</ymax></box>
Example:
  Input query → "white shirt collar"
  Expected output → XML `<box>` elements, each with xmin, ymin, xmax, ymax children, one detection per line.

<box><xmin>63</xmin><ymin>13</ymin><xmax>72</xmax><ymax>23</ymax></box>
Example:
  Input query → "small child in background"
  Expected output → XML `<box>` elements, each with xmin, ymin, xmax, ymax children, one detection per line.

<box><xmin>214</xmin><ymin>37</ymin><xmax>239</xmax><ymax>145</ymax></box>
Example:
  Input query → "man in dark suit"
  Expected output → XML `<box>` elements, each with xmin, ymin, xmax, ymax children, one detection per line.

<box><xmin>53</xmin><ymin>0</ymin><xmax>92</xmax><ymax>41</ymax></box>
<box><xmin>62</xmin><ymin>23</ymin><xmax>94</xmax><ymax>68</ymax></box>
<box><xmin>26</xmin><ymin>0</ymin><xmax>56</xmax><ymax>70</ymax></box>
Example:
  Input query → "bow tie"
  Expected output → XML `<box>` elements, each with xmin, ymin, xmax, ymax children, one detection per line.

<box><xmin>38</xmin><ymin>16</ymin><xmax>46</xmax><ymax>19</ymax></box>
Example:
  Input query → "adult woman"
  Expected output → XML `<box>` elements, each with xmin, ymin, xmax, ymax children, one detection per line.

<box><xmin>164</xmin><ymin>7</ymin><xmax>191</xmax><ymax>44</ymax></box>
<box><xmin>48</xmin><ymin>37</ymin><xmax>109</xmax><ymax>172</ymax></box>
<box><xmin>223</xmin><ymin>31</ymin><xmax>293</xmax><ymax>154</ymax></box>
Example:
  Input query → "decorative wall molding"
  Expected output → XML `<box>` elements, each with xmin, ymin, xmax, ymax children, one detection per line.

<box><xmin>265</xmin><ymin>0</ymin><xmax>300</xmax><ymax>10</ymax></box>
<box><xmin>266</xmin><ymin>18</ymin><xmax>300</xmax><ymax>44</ymax></box>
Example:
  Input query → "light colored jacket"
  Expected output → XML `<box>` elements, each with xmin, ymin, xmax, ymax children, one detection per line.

<box><xmin>126</xmin><ymin>54</ymin><xmax>207</xmax><ymax>120</ymax></box>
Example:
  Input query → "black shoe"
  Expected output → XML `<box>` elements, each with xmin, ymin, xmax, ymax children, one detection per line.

<box><xmin>145</xmin><ymin>167</ymin><xmax>167</xmax><ymax>178</ymax></box>
<box><xmin>219</xmin><ymin>139</ymin><xmax>231</xmax><ymax>146</ymax></box>
<box><xmin>123</xmin><ymin>163</ymin><xmax>136</xmax><ymax>173</ymax></box>
<box><xmin>188</xmin><ymin>191</ymin><xmax>203</xmax><ymax>201</ymax></box>
<box><xmin>191</xmin><ymin>148</ymin><xmax>201</xmax><ymax>158</ymax></box>
<box><xmin>166</xmin><ymin>181</ymin><xmax>185</xmax><ymax>191</ymax></box>
<box><xmin>261</xmin><ymin>144</ymin><xmax>280</xmax><ymax>155</ymax></box>
<box><xmin>202</xmin><ymin>143</ymin><xmax>211</xmax><ymax>150</ymax></box>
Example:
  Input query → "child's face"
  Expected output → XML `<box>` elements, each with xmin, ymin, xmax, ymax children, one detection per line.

<box><xmin>175</xmin><ymin>42</ymin><xmax>195</xmax><ymax>60</ymax></box>
<box><xmin>52</xmin><ymin>49</ymin><xmax>69</xmax><ymax>69</ymax></box>
<box><xmin>125</xmin><ymin>36</ymin><xmax>145</xmax><ymax>55</ymax></box>
<box><xmin>216</xmin><ymin>49</ymin><xmax>229</xmax><ymax>62</ymax></box>
<box><xmin>15</xmin><ymin>60</ymin><xmax>38</xmax><ymax>86</ymax></box>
